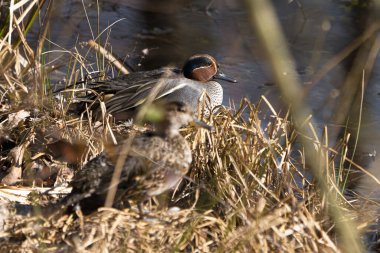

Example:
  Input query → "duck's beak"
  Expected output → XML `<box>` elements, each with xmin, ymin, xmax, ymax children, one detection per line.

<box><xmin>193</xmin><ymin>119</ymin><xmax>213</xmax><ymax>131</ymax></box>
<box><xmin>213</xmin><ymin>71</ymin><xmax>237</xmax><ymax>83</ymax></box>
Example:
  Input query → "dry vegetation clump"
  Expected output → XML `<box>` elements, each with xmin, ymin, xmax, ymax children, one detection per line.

<box><xmin>0</xmin><ymin>91</ymin><xmax>351</xmax><ymax>252</ymax></box>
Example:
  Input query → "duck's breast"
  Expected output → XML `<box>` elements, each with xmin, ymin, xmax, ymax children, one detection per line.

<box><xmin>163</xmin><ymin>79</ymin><xmax>223</xmax><ymax>113</ymax></box>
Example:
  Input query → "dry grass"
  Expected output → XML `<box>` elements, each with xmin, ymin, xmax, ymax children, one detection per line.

<box><xmin>0</xmin><ymin>1</ymin><xmax>379</xmax><ymax>252</ymax></box>
<box><xmin>0</xmin><ymin>90</ymin><xmax>368</xmax><ymax>252</ymax></box>
<box><xmin>0</xmin><ymin>98</ymin><xmax>347</xmax><ymax>252</ymax></box>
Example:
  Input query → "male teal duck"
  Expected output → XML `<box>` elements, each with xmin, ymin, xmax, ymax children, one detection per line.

<box><xmin>82</xmin><ymin>54</ymin><xmax>236</xmax><ymax>120</ymax></box>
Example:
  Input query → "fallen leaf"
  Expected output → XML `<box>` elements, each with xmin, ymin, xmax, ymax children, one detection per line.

<box><xmin>7</xmin><ymin>110</ymin><xmax>30</xmax><ymax>128</ymax></box>
<box><xmin>47</xmin><ymin>140</ymin><xmax>86</xmax><ymax>164</ymax></box>
<box><xmin>0</xmin><ymin>140</ymin><xmax>31</xmax><ymax>185</ymax></box>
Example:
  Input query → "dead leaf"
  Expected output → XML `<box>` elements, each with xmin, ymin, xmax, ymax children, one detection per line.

<box><xmin>0</xmin><ymin>140</ymin><xmax>31</xmax><ymax>185</ymax></box>
<box><xmin>0</xmin><ymin>166</ymin><xmax>22</xmax><ymax>185</ymax></box>
<box><xmin>47</xmin><ymin>140</ymin><xmax>86</xmax><ymax>164</ymax></box>
<box><xmin>7</xmin><ymin>110</ymin><xmax>30</xmax><ymax>128</ymax></box>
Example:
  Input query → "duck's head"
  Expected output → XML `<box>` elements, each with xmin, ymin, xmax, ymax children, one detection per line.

<box><xmin>182</xmin><ymin>54</ymin><xmax>237</xmax><ymax>83</ymax></box>
<box><xmin>149</xmin><ymin>101</ymin><xmax>212</xmax><ymax>136</ymax></box>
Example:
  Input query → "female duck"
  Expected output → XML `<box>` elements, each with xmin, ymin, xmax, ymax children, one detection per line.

<box><xmin>85</xmin><ymin>54</ymin><xmax>236</xmax><ymax>120</ymax></box>
<box><xmin>47</xmin><ymin>101</ymin><xmax>211</xmax><ymax>216</ymax></box>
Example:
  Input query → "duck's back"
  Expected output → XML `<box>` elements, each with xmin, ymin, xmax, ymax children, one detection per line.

<box><xmin>85</xmin><ymin>66</ymin><xmax>223</xmax><ymax>119</ymax></box>
<box><xmin>56</xmin><ymin>131</ymin><xmax>192</xmax><ymax>214</ymax></box>
<box><xmin>87</xmin><ymin>68</ymin><xmax>177</xmax><ymax>94</ymax></box>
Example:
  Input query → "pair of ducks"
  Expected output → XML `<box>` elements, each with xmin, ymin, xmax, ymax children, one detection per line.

<box><xmin>53</xmin><ymin>54</ymin><xmax>236</xmax><ymax>215</ymax></box>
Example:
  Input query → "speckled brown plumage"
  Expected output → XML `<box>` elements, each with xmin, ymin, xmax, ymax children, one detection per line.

<box><xmin>49</xmin><ymin>101</ymin><xmax>200</xmax><ymax>215</ymax></box>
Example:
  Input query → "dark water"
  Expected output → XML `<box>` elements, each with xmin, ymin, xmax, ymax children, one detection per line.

<box><xmin>29</xmin><ymin>1</ymin><xmax>369</xmax><ymax>116</ymax></box>
<box><xmin>28</xmin><ymin>1</ymin><xmax>380</xmax><ymax>198</ymax></box>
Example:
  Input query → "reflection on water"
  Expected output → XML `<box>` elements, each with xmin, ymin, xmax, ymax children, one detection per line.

<box><xmin>31</xmin><ymin>1</ymin><xmax>380</xmax><ymax>196</ymax></box>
